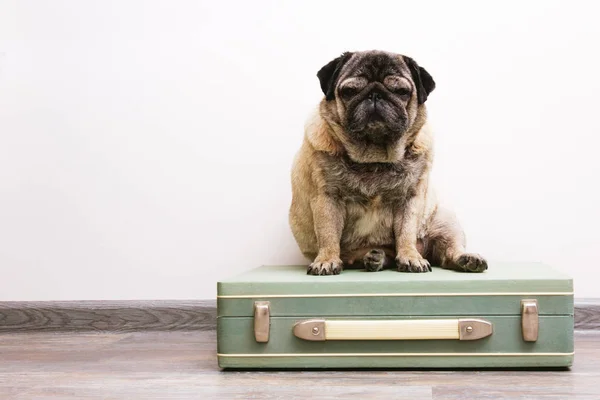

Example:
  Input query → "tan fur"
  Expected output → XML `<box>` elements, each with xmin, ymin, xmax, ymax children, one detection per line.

<box><xmin>290</xmin><ymin>51</ymin><xmax>487</xmax><ymax>274</ymax></box>
<box><xmin>291</xmin><ymin>110</ymin><xmax>437</xmax><ymax>260</ymax></box>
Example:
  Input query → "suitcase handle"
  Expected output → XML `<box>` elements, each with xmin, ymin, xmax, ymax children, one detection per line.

<box><xmin>293</xmin><ymin>318</ymin><xmax>493</xmax><ymax>341</ymax></box>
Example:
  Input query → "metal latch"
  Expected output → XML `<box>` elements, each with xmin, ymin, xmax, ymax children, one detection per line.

<box><xmin>253</xmin><ymin>301</ymin><xmax>270</xmax><ymax>343</ymax></box>
<box><xmin>521</xmin><ymin>299</ymin><xmax>539</xmax><ymax>342</ymax></box>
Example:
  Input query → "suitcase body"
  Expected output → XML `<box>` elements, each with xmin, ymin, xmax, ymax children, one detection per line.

<box><xmin>217</xmin><ymin>263</ymin><xmax>574</xmax><ymax>369</ymax></box>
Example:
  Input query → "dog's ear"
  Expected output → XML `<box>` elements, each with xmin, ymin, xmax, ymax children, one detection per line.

<box><xmin>317</xmin><ymin>52</ymin><xmax>354</xmax><ymax>101</ymax></box>
<box><xmin>404</xmin><ymin>56</ymin><xmax>435</xmax><ymax>104</ymax></box>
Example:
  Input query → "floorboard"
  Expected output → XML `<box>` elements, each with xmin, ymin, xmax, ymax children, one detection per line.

<box><xmin>1</xmin><ymin>331</ymin><xmax>599</xmax><ymax>399</ymax></box>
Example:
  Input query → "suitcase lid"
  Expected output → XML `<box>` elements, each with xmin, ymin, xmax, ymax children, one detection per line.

<box><xmin>217</xmin><ymin>263</ymin><xmax>572</xmax><ymax>297</ymax></box>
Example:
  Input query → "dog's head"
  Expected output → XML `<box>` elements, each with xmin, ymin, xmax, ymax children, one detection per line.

<box><xmin>317</xmin><ymin>51</ymin><xmax>435</xmax><ymax>157</ymax></box>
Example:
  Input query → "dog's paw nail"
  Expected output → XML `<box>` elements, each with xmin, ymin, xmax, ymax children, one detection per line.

<box><xmin>307</xmin><ymin>260</ymin><xmax>343</xmax><ymax>276</ymax></box>
<box><xmin>396</xmin><ymin>256</ymin><xmax>431</xmax><ymax>273</ymax></box>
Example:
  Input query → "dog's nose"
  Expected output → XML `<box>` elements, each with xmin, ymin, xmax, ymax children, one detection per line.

<box><xmin>369</xmin><ymin>92</ymin><xmax>380</xmax><ymax>102</ymax></box>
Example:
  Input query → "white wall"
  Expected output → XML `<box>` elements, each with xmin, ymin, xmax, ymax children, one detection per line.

<box><xmin>1</xmin><ymin>0</ymin><xmax>599</xmax><ymax>300</ymax></box>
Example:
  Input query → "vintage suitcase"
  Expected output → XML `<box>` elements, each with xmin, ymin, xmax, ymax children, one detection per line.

<box><xmin>217</xmin><ymin>263</ymin><xmax>574</xmax><ymax>369</ymax></box>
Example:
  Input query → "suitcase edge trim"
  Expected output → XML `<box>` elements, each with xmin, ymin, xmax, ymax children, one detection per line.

<box><xmin>217</xmin><ymin>352</ymin><xmax>574</xmax><ymax>357</ymax></box>
<box><xmin>217</xmin><ymin>291</ymin><xmax>574</xmax><ymax>299</ymax></box>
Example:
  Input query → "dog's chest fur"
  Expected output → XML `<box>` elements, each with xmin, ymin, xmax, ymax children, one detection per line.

<box><xmin>318</xmin><ymin>152</ymin><xmax>427</xmax><ymax>248</ymax></box>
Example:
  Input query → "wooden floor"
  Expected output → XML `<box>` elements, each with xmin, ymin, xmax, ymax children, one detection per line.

<box><xmin>1</xmin><ymin>331</ymin><xmax>599</xmax><ymax>399</ymax></box>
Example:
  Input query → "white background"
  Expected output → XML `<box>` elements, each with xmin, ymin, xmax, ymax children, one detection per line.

<box><xmin>1</xmin><ymin>0</ymin><xmax>598</xmax><ymax>300</ymax></box>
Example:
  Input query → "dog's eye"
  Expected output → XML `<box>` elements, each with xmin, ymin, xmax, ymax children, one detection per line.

<box><xmin>393</xmin><ymin>87</ymin><xmax>411</xmax><ymax>97</ymax></box>
<box><xmin>339</xmin><ymin>86</ymin><xmax>359</xmax><ymax>99</ymax></box>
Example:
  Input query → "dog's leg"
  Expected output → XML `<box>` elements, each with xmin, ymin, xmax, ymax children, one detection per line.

<box><xmin>307</xmin><ymin>195</ymin><xmax>344</xmax><ymax>275</ymax></box>
<box><xmin>425</xmin><ymin>208</ymin><xmax>487</xmax><ymax>273</ymax></box>
<box><xmin>394</xmin><ymin>192</ymin><xmax>431</xmax><ymax>273</ymax></box>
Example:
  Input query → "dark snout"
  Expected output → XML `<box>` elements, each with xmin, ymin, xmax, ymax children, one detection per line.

<box><xmin>364</xmin><ymin>92</ymin><xmax>384</xmax><ymax>120</ymax></box>
<box><xmin>346</xmin><ymin>86</ymin><xmax>407</xmax><ymax>144</ymax></box>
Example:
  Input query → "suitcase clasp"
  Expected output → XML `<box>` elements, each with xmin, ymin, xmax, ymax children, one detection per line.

<box><xmin>253</xmin><ymin>301</ymin><xmax>271</xmax><ymax>343</ymax></box>
<box><xmin>521</xmin><ymin>299</ymin><xmax>539</xmax><ymax>342</ymax></box>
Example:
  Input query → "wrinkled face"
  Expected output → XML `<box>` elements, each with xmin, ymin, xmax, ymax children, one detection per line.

<box><xmin>317</xmin><ymin>51</ymin><xmax>435</xmax><ymax>147</ymax></box>
<box><xmin>337</xmin><ymin>55</ymin><xmax>413</xmax><ymax>144</ymax></box>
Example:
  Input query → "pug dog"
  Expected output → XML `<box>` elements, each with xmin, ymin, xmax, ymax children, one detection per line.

<box><xmin>289</xmin><ymin>50</ymin><xmax>487</xmax><ymax>275</ymax></box>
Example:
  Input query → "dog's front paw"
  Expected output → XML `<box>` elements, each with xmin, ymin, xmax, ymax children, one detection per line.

<box><xmin>455</xmin><ymin>253</ymin><xmax>488</xmax><ymax>273</ymax></box>
<box><xmin>396</xmin><ymin>252</ymin><xmax>431</xmax><ymax>273</ymax></box>
<box><xmin>307</xmin><ymin>258</ymin><xmax>343</xmax><ymax>275</ymax></box>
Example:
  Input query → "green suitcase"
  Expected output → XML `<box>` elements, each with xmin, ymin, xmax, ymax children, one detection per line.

<box><xmin>217</xmin><ymin>263</ymin><xmax>574</xmax><ymax>369</ymax></box>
